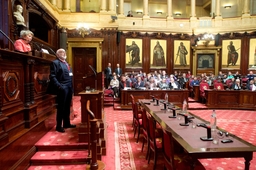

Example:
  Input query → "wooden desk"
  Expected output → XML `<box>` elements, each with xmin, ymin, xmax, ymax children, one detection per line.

<box><xmin>140</xmin><ymin>99</ymin><xmax>256</xmax><ymax>170</ymax></box>
<box><xmin>120</xmin><ymin>89</ymin><xmax>189</xmax><ymax>109</ymax></box>
<box><xmin>205</xmin><ymin>89</ymin><xmax>256</xmax><ymax>110</ymax></box>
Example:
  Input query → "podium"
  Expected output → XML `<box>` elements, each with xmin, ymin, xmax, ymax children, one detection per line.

<box><xmin>78</xmin><ymin>90</ymin><xmax>106</xmax><ymax>158</ymax></box>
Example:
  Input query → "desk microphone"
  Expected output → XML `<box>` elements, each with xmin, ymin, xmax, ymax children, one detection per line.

<box><xmin>168</xmin><ymin>107</ymin><xmax>177</xmax><ymax>118</ymax></box>
<box><xmin>197</xmin><ymin>123</ymin><xmax>213</xmax><ymax>141</ymax></box>
<box><xmin>150</xmin><ymin>95</ymin><xmax>155</xmax><ymax>102</ymax></box>
<box><xmin>179</xmin><ymin>114</ymin><xmax>189</xmax><ymax>126</ymax></box>
<box><xmin>154</xmin><ymin>98</ymin><xmax>159</xmax><ymax>106</ymax></box>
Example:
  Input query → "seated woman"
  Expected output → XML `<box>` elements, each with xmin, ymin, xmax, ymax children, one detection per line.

<box><xmin>169</xmin><ymin>78</ymin><xmax>180</xmax><ymax>90</ymax></box>
<box><xmin>110</xmin><ymin>75</ymin><xmax>119</xmax><ymax>98</ymax></box>
<box><xmin>14</xmin><ymin>30</ymin><xmax>33</xmax><ymax>52</ymax></box>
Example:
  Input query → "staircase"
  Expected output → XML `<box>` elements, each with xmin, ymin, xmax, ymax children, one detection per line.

<box><xmin>27</xmin><ymin>128</ymin><xmax>91</xmax><ymax>169</ymax></box>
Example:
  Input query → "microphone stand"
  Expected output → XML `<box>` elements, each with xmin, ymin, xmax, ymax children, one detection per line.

<box><xmin>197</xmin><ymin>123</ymin><xmax>213</xmax><ymax>141</ymax></box>
<box><xmin>0</xmin><ymin>29</ymin><xmax>15</xmax><ymax>48</ymax></box>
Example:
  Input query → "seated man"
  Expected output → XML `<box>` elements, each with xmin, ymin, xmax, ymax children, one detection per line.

<box><xmin>231</xmin><ymin>79</ymin><xmax>242</xmax><ymax>90</ymax></box>
<box><xmin>134</xmin><ymin>76</ymin><xmax>145</xmax><ymax>89</ymax></box>
<box><xmin>169</xmin><ymin>77</ymin><xmax>180</xmax><ymax>90</ymax></box>
<box><xmin>110</xmin><ymin>75</ymin><xmax>119</xmax><ymax>98</ymax></box>
<box><xmin>146</xmin><ymin>77</ymin><xmax>157</xmax><ymax>89</ymax></box>
<box><xmin>159</xmin><ymin>78</ymin><xmax>170</xmax><ymax>89</ymax></box>
<box><xmin>247</xmin><ymin>79</ymin><xmax>256</xmax><ymax>91</ymax></box>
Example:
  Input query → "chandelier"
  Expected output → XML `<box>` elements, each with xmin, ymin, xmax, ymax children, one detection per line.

<box><xmin>201</xmin><ymin>33</ymin><xmax>214</xmax><ymax>46</ymax></box>
<box><xmin>76</xmin><ymin>23</ymin><xmax>90</xmax><ymax>38</ymax></box>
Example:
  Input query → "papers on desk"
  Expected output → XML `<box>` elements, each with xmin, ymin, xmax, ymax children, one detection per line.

<box><xmin>124</xmin><ymin>87</ymin><xmax>131</xmax><ymax>90</ymax></box>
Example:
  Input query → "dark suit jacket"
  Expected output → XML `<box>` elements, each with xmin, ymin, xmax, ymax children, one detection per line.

<box><xmin>134</xmin><ymin>81</ymin><xmax>145</xmax><ymax>88</ymax></box>
<box><xmin>47</xmin><ymin>59</ymin><xmax>73</xmax><ymax>95</ymax></box>
<box><xmin>104</xmin><ymin>67</ymin><xmax>112</xmax><ymax>79</ymax></box>
<box><xmin>169</xmin><ymin>81</ymin><xmax>181</xmax><ymax>90</ymax></box>
<box><xmin>115</xmin><ymin>68</ymin><xmax>122</xmax><ymax>77</ymax></box>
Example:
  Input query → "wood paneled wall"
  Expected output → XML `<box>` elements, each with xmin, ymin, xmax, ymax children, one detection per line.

<box><xmin>67</xmin><ymin>29</ymin><xmax>256</xmax><ymax>77</ymax></box>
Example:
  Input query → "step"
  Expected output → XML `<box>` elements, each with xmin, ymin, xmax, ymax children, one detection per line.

<box><xmin>30</xmin><ymin>151</ymin><xmax>90</xmax><ymax>165</ymax></box>
<box><xmin>28</xmin><ymin>164</ymin><xmax>88</xmax><ymax>170</ymax></box>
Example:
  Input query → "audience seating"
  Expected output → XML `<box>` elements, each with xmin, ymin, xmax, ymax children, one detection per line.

<box><xmin>161</xmin><ymin>128</ymin><xmax>206</xmax><ymax>170</ymax></box>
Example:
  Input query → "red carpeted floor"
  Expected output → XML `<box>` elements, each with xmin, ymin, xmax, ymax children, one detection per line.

<box><xmin>28</xmin><ymin>96</ymin><xmax>256</xmax><ymax>170</ymax></box>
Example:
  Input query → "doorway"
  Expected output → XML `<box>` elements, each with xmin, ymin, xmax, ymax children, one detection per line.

<box><xmin>73</xmin><ymin>47</ymin><xmax>97</xmax><ymax>95</ymax></box>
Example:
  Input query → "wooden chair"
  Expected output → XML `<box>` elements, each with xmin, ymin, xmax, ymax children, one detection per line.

<box><xmin>141</xmin><ymin>108</ymin><xmax>149</xmax><ymax>160</ymax></box>
<box><xmin>214</xmin><ymin>82</ymin><xmax>224</xmax><ymax>90</ymax></box>
<box><xmin>146</xmin><ymin>112</ymin><xmax>162</xmax><ymax>169</ymax></box>
<box><xmin>130</xmin><ymin>94</ymin><xmax>142</xmax><ymax>143</ymax></box>
<box><xmin>199</xmin><ymin>82</ymin><xmax>209</xmax><ymax>103</ymax></box>
<box><xmin>162</xmin><ymin>128</ymin><xmax>206</xmax><ymax>170</ymax></box>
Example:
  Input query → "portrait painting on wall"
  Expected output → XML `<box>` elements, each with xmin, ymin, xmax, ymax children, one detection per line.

<box><xmin>174</xmin><ymin>40</ymin><xmax>190</xmax><ymax>69</ymax></box>
<box><xmin>125</xmin><ymin>39</ymin><xmax>142</xmax><ymax>68</ymax></box>
<box><xmin>150</xmin><ymin>39</ymin><xmax>167</xmax><ymax>68</ymax></box>
<box><xmin>221</xmin><ymin>39</ymin><xmax>241</xmax><ymax>69</ymax></box>
<box><xmin>249</xmin><ymin>38</ymin><xmax>256</xmax><ymax>68</ymax></box>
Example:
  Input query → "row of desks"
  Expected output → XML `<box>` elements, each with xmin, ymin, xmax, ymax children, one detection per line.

<box><xmin>139</xmin><ymin>99</ymin><xmax>256</xmax><ymax>170</ymax></box>
<box><xmin>120</xmin><ymin>89</ymin><xmax>189</xmax><ymax>109</ymax></box>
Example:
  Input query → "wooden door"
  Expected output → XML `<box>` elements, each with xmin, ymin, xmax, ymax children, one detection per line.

<box><xmin>73</xmin><ymin>47</ymin><xmax>97</xmax><ymax>95</ymax></box>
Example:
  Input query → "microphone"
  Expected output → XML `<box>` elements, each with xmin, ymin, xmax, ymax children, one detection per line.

<box><xmin>197</xmin><ymin>123</ymin><xmax>213</xmax><ymax>141</ymax></box>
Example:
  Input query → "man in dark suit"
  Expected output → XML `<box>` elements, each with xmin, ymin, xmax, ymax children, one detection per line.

<box><xmin>134</xmin><ymin>76</ymin><xmax>145</xmax><ymax>88</ymax></box>
<box><xmin>49</xmin><ymin>48</ymin><xmax>76</xmax><ymax>133</ymax></box>
<box><xmin>115</xmin><ymin>63</ymin><xmax>122</xmax><ymax>80</ymax></box>
<box><xmin>104</xmin><ymin>62</ymin><xmax>112</xmax><ymax>88</ymax></box>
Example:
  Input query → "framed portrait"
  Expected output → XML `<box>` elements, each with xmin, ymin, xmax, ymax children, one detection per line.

<box><xmin>150</xmin><ymin>39</ymin><xmax>167</xmax><ymax>68</ymax></box>
<box><xmin>221</xmin><ymin>39</ymin><xmax>241</xmax><ymax>69</ymax></box>
<box><xmin>174</xmin><ymin>40</ymin><xmax>190</xmax><ymax>69</ymax></box>
<box><xmin>125</xmin><ymin>39</ymin><xmax>142</xmax><ymax>68</ymax></box>
<box><xmin>249</xmin><ymin>38</ymin><xmax>256</xmax><ymax>68</ymax></box>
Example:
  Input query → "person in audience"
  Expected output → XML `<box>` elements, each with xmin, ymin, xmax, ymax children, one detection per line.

<box><xmin>146</xmin><ymin>77</ymin><xmax>157</xmax><ymax>89</ymax></box>
<box><xmin>186</xmin><ymin>70</ymin><xmax>191</xmax><ymax>79</ymax></box>
<box><xmin>159</xmin><ymin>78</ymin><xmax>169</xmax><ymax>89</ymax></box>
<box><xmin>231</xmin><ymin>79</ymin><xmax>242</xmax><ymax>90</ymax></box>
<box><xmin>110</xmin><ymin>75</ymin><xmax>119</xmax><ymax>98</ymax></box>
<box><xmin>127</xmin><ymin>11</ymin><xmax>133</xmax><ymax>17</ymax></box>
<box><xmin>134</xmin><ymin>76</ymin><xmax>145</xmax><ymax>88</ymax></box>
<box><xmin>190</xmin><ymin>77</ymin><xmax>200</xmax><ymax>87</ymax></box>
<box><xmin>161</xmin><ymin>70</ymin><xmax>168</xmax><ymax>79</ymax></box>
<box><xmin>206</xmin><ymin>76</ymin><xmax>212</xmax><ymax>86</ymax></box>
<box><xmin>234</xmin><ymin>71</ymin><xmax>241</xmax><ymax>80</ymax></box>
<box><xmin>104</xmin><ymin>63</ymin><xmax>112</xmax><ymax>88</ymax></box>
<box><xmin>115</xmin><ymin>63</ymin><xmax>122</xmax><ymax>80</ymax></box>
<box><xmin>224</xmin><ymin>71</ymin><xmax>234</xmax><ymax>83</ymax></box>
<box><xmin>247</xmin><ymin>71</ymin><xmax>255</xmax><ymax>82</ymax></box>
<box><xmin>169</xmin><ymin>78</ymin><xmax>180</xmax><ymax>90</ymax></box>
<box><xmin>154</xmin><ymin>74</ymin><xmax>162</xmax><ymax>87</ymax></box>
<box><xmin>179</xmin><ymin>73</ymin><xmax>188</xmax><ymax>89</ymax></box>
<box><xmin>14</xmin><ymin>30</ymin><xmax>33</xmax><ymax>52</ymax></box>
<box><xmin>247</xmin><ymin>79</ymin><xmax>256</xmax><ymax>91</ymax></box>
<box><xmin>49</xmin><ymin>48</ymin><xmax>75</xmax><ymax>133</ymax></box>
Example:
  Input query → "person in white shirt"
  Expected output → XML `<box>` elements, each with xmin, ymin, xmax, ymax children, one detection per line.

<box><xmin>110</xmin><ymin>75</ymin><xmax>119</xmax><ymax>98</ymax></box>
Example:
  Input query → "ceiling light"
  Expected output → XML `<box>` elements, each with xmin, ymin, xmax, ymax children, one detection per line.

<box><xmin>175</xmin><ymin>12</ymin><xmax>181</xmax><ymax>16</ymax></box>
<box><xmin>224</xmin><ymin>5</ymin><xmax>231</xmax><ymax>9</ymax></box>
<box><xmin>156</xmin><ymin>11</ymin><xmax>162</xmax><ymax>15</ymax></box>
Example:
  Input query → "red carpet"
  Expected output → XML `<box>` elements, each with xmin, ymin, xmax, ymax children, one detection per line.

<box><xmin>28</xmin><ymin>96</ymin><xmax>256</xmax><ymax>170</ymax></box>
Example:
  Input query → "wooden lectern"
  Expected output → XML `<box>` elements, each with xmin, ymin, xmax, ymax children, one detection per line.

<box><xmin>79</xmin><ymin>71</ymin><xmax>106</xmax><ymax>158</ymax></box>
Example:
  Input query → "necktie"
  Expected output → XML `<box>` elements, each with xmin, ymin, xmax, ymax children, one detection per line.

<box><xmin>124</xmin><ymin>82</ymin><xmax>126</xmax><ymax>88</ymax></box>
<box><xmin>63</xmin><ymin>61</ymin><xmax>70</xmax><ymax>71</ymax></box>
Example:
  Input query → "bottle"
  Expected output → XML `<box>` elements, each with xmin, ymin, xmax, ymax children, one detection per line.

<box><xmin>165</xmin><ymin>93</ymin><xmax>168</xmax><ymax>102</ymax></box>
<box><xmin>210</xmin><ymin>110</ymin><xmax>217</xmax><ymax>131</ymax></box>
<box><xmin>182</xmin><ymin>99</ymin><xmax>187</xmax><ymax>114</ymax></box>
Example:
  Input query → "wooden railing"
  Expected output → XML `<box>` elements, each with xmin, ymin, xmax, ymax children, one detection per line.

<box><xmin>86</xmin><ymin>100</ymin><xmax>105</xmax><ymax>170</ymax></box>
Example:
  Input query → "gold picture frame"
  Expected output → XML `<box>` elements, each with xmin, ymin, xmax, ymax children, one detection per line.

<box><xmin>249</xmin><ymin>38</ymin><xmax>256</xmax><ymax>69</ymax></box>
<box><xmin>174</xmin><ymin>40</ymin><xmax>190</xmax><ymax>69</ymax></box>
<box><xmin>221</xmin><ymin>39</ymin><xmax>241</xmax><ymax>69</ymax></box>
<box><xmin>150</xmin><ymin>39</ymin><xmax>167</xmax><ymax>68</ymax></box>
<box><xmin>125</xmin><ymin>39</ymin><xmax>142</xmax><ymax>68</ymax></box>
